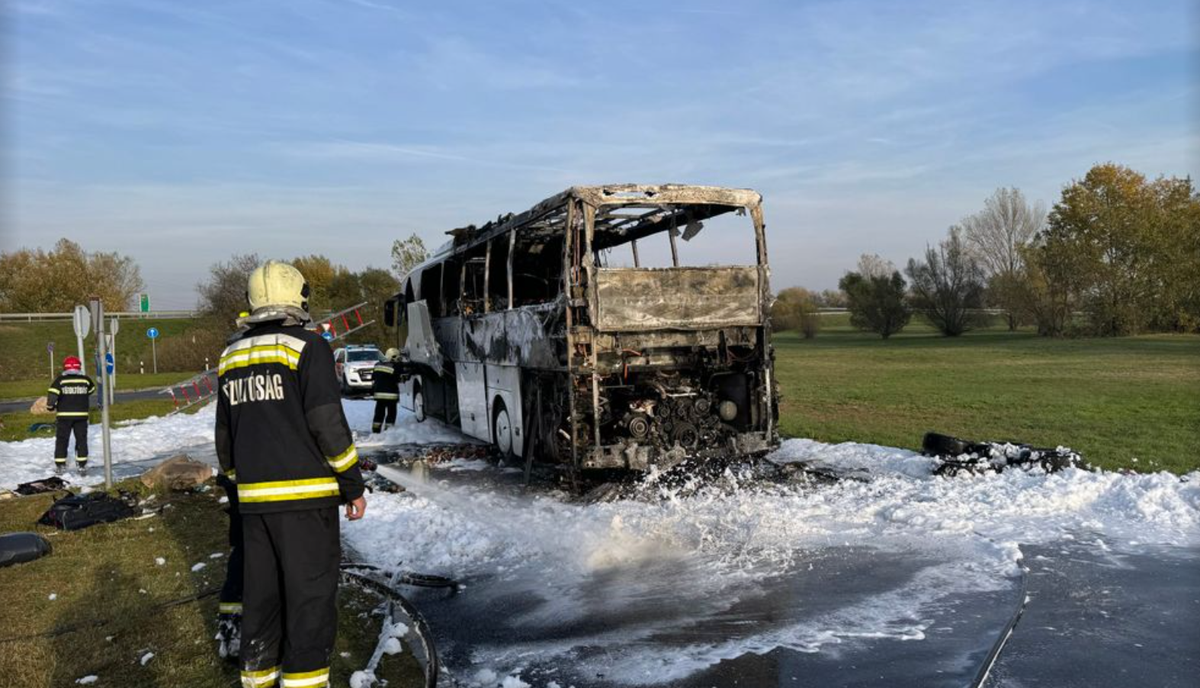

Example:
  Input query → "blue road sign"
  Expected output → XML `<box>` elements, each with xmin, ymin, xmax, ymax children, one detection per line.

<box><xmin>105</xmin><ymin>353</ymin><xmax>115</xmax><ymax>375</ymax></box>
<box><xmin>147</xmin><ymin>327</ymin><xmax>160</xmax><ymax>339</ymax></box>
<box><xmin>321</xmin><ymin>331</ymin><xmax>334</xmax><ymax>341</ymax></box>
<box><xmin>47</xmin><ymin>341</ymin><xmax>54</xmax><ymax>353</ymax></box>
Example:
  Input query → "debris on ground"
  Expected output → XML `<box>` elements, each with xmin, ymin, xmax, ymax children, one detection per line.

<box><xmin>139</xmin><ymin>454</ymin><xmax>214</xmax><ymax>491</ymax></box>
<box><xmin>0</xmin><ymin>532</ymin><xmax>53</xmax><ymax>567</ymax></box>
<box><xmin>38</xmin><ymin>492</ymin><xmax>137</xmax><ymax>531</ymax></box>
<box><xmin>29</xmin><ymin>396</ymin><xmax>53</xmax><ymax>415</ymax></box>
<box><xmin>923</xmin><ymin>432</ymin><xmax>1089</xmax><ymax>476</ymax></box>
<box><xmin>15</xmin><ymin>476</ymin><xmax>70</xmax><ymax>496</ymax></box>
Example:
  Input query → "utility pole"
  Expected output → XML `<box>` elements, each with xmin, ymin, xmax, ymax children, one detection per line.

<box><xmin>91</xmin><ymin>297</ymin><xmax>114</xmax><ymax>490</ymax></box>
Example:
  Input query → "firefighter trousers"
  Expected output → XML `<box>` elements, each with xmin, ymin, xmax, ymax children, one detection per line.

<box><xmin>54</xmin><ymin>417</ymin><xmax>88</xmax><ymax>465</ymax></box>
<box><xmin>218</xmin><ymin>476</ymin><xmax>244</xmax><ymax>617</ymax></box>
<box><xmin>241</xmin><ymin>508</ymin><xmax>340</xmax><ymax>688</ymax></box>
<box><xmin>371</xmin><ymin>399</ymin><xmax>397</xmax><ymax>433</ymax></box>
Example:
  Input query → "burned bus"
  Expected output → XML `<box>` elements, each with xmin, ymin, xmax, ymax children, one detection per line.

<box><xmin>383</xmin><ymin>184</ymin><xmax>778</xmax><ymax>473</ymax></box>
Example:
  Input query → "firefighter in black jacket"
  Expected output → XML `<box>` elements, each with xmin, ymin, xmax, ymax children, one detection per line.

<box><xmin>215</xmin><ymin>260</ymin><xmax>367</xmax><ymax>688</ymax></box>
<box><xmin>47</xmin><ymin>356</ymin><xmax>95</xmax><ymax>476</ymax></box>
<box><xmin>370</xmin><ymin>348</ymin><xmax>403</xmax><ymax>433</ymax></box>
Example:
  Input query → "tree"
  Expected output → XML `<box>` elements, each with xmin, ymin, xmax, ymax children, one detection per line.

<box><xmin>197</xmin><ymin>253</ymin><xmax>261</xmax><ymax>324</ymax></box>
<box><xmin>0</xmin><ymin>239</ymin><xmax>144</xmax><ymax>312</ymax></box>
<box><xmin>839</xmin><ymin>270</ymin><xmax>911</xmax><ymax>339</ymax></box>
<box><xmin>856</xmin><ymin>253</ymin><xmax>895</xmax><ymax>279</ymax></box>
<box><xmin>1035</xmin><ymin>163</ymin><xmax>1199</xmax><ymax>335</ymax></box>
<box><xmin>960</xmin><ymin>187</ymin><xmax>1045</xmax><ymax>330</ymax></box>
<box><xmin>391</xmin><ymin>234</ymin><xmax>429</xmax><ymax>280</ymax></box>
<box><xmin>815</xmin><ymin>289</ymin><xmax>848</xmax><ymax>309</ymax></box>
<box><xmin>771</xmin><ymin>287</ymin><xmax>821</xmax><ymax>338</ymax></box>
<box><xmin>906</xmin><ymin>227</ymin><xmax>987</xmax><ymax>337</ymax></box>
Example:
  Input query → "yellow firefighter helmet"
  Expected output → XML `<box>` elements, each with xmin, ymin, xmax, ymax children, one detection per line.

<box><xmin>247</xmin><ymin>260</ymin><xmax>310</xmax><ymax>315</ymax></box>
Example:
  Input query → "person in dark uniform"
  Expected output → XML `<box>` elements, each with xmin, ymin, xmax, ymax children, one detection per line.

<box><xmin>215</xmin><ymin>260</ymin><xmax>367</xmax><ymax>688</ymax></box>
<box><xmin>370</xmin><ymin>348</ymin><xmax>402</xmax><ymax>433</ymax></box>
<box><xmin>46</xmin><ymin>356</ymin><xmax>95</xmax><ymax>476</ymax></box>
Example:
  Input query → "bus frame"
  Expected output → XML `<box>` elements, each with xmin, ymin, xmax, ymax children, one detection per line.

<box><xmin>384</xmin><ymin>184</ymin><xmax>778</xmax><ymax>474</ymax></box>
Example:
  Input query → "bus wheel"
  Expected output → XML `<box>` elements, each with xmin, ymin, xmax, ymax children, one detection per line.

<box><xmin>413</xmin><ymin>387</ymin><xmax>426</xmax><ymax>423</ymax></box>
<box><xmin>493</xmin><ymin>400</ymin><xmax>514</xmax><ymax>459</ymax></box>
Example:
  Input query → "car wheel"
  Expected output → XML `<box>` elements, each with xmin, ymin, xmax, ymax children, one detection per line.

<box><xmin>493</xmin><ymin>400</ymin><xmax>514</xmax><ymax>460</ymax></box>
<box><xmin>413</xmin><ymin>387</ymin><xmax>426</xmax><ymax>423</ymax></box>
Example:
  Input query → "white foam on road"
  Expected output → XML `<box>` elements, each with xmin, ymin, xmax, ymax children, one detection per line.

<box><xmin>3</xmin><ymin>399</ymin><xmax>1197</xmax><ymax>685</ymax></box>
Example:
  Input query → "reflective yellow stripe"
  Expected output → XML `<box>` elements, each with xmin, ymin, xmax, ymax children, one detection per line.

<box><xmin>372</xmin><ymin>366</ymin><xmax>393</xmax><ymax>373</ymax></box>
<box><xmin>219</xmin><ymin>602</ymin><xmax>243</xmax><ymax>614</ymax></box>
<box><xmin>281</xmin><ymin>668</ymin><xmax>330</xmax><ymax>687</ymax></box>
<box><xmin>56</xmin><ymin>412</ymin><xmax>89</xmax><ymax>417</ymax></box>
<box><xmin>326</xmin><ymin>445</ymin><xmax>358</xmax><ymax>473</ymax></box>
<box><xmin>219</xmin><ymin>345</ymin><xmax>301</xmax><ymax>374</ymax></box>
<box><xmin>241</xmin><ymin>666</ymin><xmax>279</xmax><ymax>687</ymax></box>
<box><xmin>237</xmin><ymin>477</ymin><xmax>340</xmax><ymax>503</ymax></box>
<box><xmin>48</xmin><ymin>388</ymin><xmax>60</xmax><ymax>394</ymax></box>
<box><xmin>374</xmin><ymin>393</ymin><xmax>399</xmax><ymax>400</ymax></box>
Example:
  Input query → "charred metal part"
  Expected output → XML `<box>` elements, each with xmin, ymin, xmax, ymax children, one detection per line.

<box><xmin>385</xmin><ymin>185</ymin><xmax>779</xmax><ymax>476</ymax></box>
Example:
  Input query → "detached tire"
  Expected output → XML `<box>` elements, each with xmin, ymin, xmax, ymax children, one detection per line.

<box><xmin>923</xmin><ymin>432</ymin><xmax>972</xmax><ymax>457</ymax></box>
<box><xmin>493</xmin><ymin>399</ymin><xmax>515</xmax><ymax>461</ymax></box>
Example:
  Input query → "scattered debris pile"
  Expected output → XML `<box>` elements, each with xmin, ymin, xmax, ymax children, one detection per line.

<box><xmin>140</xmin><ymin>455</ymin><xmax>214</xmax><ymax>491</ymax></box>
<box><xmin>923</xmin><ymin>432</ymin><xmax>1089</xmax><ymax>477</ymax></box>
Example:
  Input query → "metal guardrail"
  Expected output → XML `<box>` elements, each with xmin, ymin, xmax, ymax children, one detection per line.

<box><xmin>0</xmin><ymin>310</ymin><xmax>201</xmax><ymax>322</ymax></box>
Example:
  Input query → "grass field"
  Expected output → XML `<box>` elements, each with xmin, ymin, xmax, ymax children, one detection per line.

<box><xmin>0</xmin><ymin>483</ymin><xmax>422</xmax><ymax>688</ymax></box>
<box><xmin>775</xmin><ymin>315</ymin><xmax>1200</xmax><ymax>473</ymax></box>
<box><xmin>0</xmin><ymin>318</ymin><xmax>200</xmax><ymax>382</ymax></box>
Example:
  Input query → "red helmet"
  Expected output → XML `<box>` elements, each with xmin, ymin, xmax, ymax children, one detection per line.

<box><xmin>63</xmin><ymin>356</ymin><xmax>82</xmax><ymax>371</ymax></box>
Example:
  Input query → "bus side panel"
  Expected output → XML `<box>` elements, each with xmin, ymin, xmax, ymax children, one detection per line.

<box><xmin>455</xmin><ymin>361</ymin><xmax>490</xmax><ymax>441</ymax></box>
<box><xmin>485</xmin><ymin>364</ymin><xmax>524</xmax><ymax>457</ymax></box>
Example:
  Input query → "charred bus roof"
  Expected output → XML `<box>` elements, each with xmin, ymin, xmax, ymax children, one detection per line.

<box><xmin>413</xmin><ymin>184</ymin><xmax>763</xmax><ymax>272</ymax></box>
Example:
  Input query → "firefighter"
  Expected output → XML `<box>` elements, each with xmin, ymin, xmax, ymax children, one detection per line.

<box><xmin>370</xmin><ymin>348</ymin><xmax>402</xmax><ymax>433</ymax></box>
<box><xmin>215</xmin><ymin>260</ymin><xmax>367</xmax><ymax>688</ymax></box>
<box><xmin>46</xmin><ymin>356</ymin><xmax>95</xmax><ymax>476</ymax></box>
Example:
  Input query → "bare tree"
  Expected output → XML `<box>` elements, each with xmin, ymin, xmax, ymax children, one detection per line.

<box><xmin>391</xmin><ymin>234</ymin><xmax>429</xmax><ymax>280</ymax></box>
<box><xmin>906</xmin><ymin>227</ymin><xmax>987</xmax><ymax>336</ymax></box>
<box><xmin>197</xmin><ymin>253</ymin><xmax>261</xmax><ymax>325</ymax></box>
<box><xmin>960</xmin><ymin>187</ymin><xmax>1045</xmax><ymax>330</ymax></box>
<box><xmin>856</xmin><ymin>253</ymin><xmax>895</xmax><ymax>280</ymax></box>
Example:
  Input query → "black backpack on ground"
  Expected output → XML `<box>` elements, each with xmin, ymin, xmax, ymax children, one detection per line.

<box><xmin>38</xmin><ymin>492</ymin><xmax>136</xmax><ymax>531</ymax></box>
<box><xmin>0</xmin><ymin>532</ymin><xmax>52</xmax><ymax>567</ymax></box>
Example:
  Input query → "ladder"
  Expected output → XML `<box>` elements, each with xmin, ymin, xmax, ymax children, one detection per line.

<box><xmin>310</xmin><ymin>302</ymin><xmax>377</xmax><ymax>342</ymax></box>
<box><xmin>162</xmin><ymin>369</ymin><xmax>219</xmax><ymax>415</ymax></box>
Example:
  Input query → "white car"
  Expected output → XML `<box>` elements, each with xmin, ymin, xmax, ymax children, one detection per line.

<box><xmin>333</xmin><ymin>345</ymin><xmax>384</xmax><ymax>393</ymax></box>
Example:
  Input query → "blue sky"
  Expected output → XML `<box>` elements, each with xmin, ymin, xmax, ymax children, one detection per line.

<box><xmin>3</xmin><ymin>0</ymin><xmax>1197</xmax><ymax>308</ymax></box>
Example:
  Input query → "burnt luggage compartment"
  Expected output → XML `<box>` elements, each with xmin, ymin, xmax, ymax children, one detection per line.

<box><xmin>383</xmin><ymin>184</ymin><xmax>779</xmax><ymax>475</ymax></box>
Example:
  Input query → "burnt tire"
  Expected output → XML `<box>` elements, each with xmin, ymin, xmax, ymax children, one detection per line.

<box><xmin>923</xmin><ymin>432</ymin><xmax>972</xmax><ymax>457</ymax></box>
<box><xmin>413</xmin><ymin>386</ymin><xmax>426</xmax><ymax>423</ymax></box>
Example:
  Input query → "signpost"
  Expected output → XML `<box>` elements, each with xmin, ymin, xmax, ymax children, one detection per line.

<box><xmin>139</xmin><ymin>293</ymin><xmax>150</xmax><ymax>314</ymax></box>
<box><xmin>147</xmin><ymin>327</ymin><xmax>159</xmax><ymax>374</ymax></box>
<box><xmin>47</xmin><ymin>341</ymin><xmax>54</xmax><ymax>380</ymax></box>
<box><xmin>90</xmin><ymin>297</ymin><xmax>114</xmax><ymax>490</ymax></box>
<box><xmin>108</xmin><ymin>317</ymin><xmax>120</xmax><ymax>404</ymax></box>
<box><xmin>72</xmin><ymin>305</ymin><xmax>90</xmax><ymax>375</ymax></box>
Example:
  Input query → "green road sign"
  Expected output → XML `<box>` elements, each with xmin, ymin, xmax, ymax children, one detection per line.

<box><xmin>140</xmin><ymin>293</ymin><xmax>150</xmax><ymax>313</ymax></box>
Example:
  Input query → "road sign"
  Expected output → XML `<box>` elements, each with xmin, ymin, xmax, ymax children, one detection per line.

<box><xmin>321</xmin><ymin>331</ymin><xmax>334</xmax><ymax>341</ymax></box>
<box><xmin>105</xmin><ymin>352</ymin><xmax>115</xmax><ymax>375</ymax></box>
<box><xmin>109</xmin><ymin>317</ymin><xmax>120</xmax><ymax>336</ymax></box>
<box><xmin>148</xmin><ymin>327</ymin><xmax>159</xmax><ymax>374</ymax></box>
<box><xmin>72</xmin><ymin>305</ymin><xmax>91</xmax><ymax>339</ymax></box>
<box><xmin>72</xmin><ymin>305</ymin><xmax>90</xmax><ymax>375</ymax></box>
<box><xmin>140</xmin><ymin>293</ymin><xmax>150</xmax><ymax>313</ymax></box>
<box><xmin>47</xmin><ymin>341</ymin><xmax>54</xmax><ymax>353</ymax></box>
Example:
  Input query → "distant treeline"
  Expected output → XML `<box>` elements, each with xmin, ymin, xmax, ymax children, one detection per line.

<box><xmin>772</xmin><ymin>163</ymin><xmax>1200</xmax><ymax>338</ymax></box>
